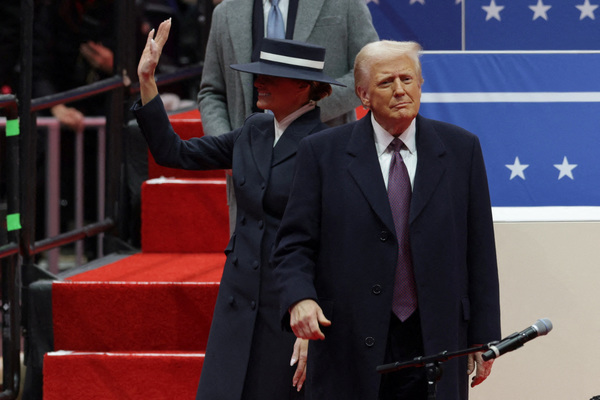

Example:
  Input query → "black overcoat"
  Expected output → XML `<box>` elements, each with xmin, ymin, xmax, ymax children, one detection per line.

<box><xmin>273</xmin><ymin>113</ymin><xmax>502</xmax><ymax>400</ymax></box>
<box><xmin>133</xmin><ymin>96</ymin><xmax>328</xmax><ymax>400</ymax></box>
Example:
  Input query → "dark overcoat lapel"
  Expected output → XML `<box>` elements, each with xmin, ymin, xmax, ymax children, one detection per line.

<box><xmin>346</xmin><ymin>115</ymin><xmax>396</xmax><ymax>234</ymax></box>
<box><xmin>410</xmin><ymin>115</ymin><xmax>447</xmax><ymax>223</ymax></box>
<box><xmin>249</xmin><ymin>123</ymin><xmax>274</xmax><ymax>182</ymax></box>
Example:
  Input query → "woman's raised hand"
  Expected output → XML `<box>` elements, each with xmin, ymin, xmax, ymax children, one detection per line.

<box><xmin>137</xmin><ymin>18</ymin><xmax>171</xmax><ymax>105</ymax></box>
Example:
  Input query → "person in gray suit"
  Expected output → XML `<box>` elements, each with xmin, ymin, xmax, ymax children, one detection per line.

<box><xmin>198</xmin><ymin>0</ymin><xmax>380</xmax><ymax>232</ymax></box>
<box><xmin>133</xmin><ymin>19</ymin><xmax>343</xmax><ymax>400</ymax></box>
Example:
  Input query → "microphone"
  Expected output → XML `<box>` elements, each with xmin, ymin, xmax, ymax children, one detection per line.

<box><xmin>482</xmin><ymin>318</ymin><xmax>552</xmax><ymax>361</ymax></box>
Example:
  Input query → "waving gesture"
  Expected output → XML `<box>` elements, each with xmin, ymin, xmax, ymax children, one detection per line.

<box><xmin>137</xmin><ymin>18</ymin><xmax>171</xmax><ymax>105</ymax></box>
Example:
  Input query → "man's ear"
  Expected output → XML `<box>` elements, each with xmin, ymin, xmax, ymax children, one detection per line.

<box><xmin>356</xmin><ymin>86</ymin><xmax>370</xmax><ymax>109</ymax></box>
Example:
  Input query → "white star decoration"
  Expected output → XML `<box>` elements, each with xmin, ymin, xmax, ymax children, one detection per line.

<box><xmin>529</xmin><ymin>0</ymin><xmax>552</xmax><ymax>20</ymax></box>
<box><xmin>554</xmin><ymin>157</ymin><xmax>578</xmax><ymax>180</ymax></box>
<box><xmin>410</xmin><ymin>0</ymin><xmax>426</xmax><ymax>5</ymax></box>
<box><xmin>576</xmin><ymin>0</ymin><xmax>599</xmax><ymax>19</ymax></box>
<box><xmin>506</xmin><ymin>157</ymin><xmax>529</xmax><ymax>180</ymax></box>
<box><xmin>483</xmin><ymin>0</ymin><xmax>505</xmax><ymax>21</ymax></box>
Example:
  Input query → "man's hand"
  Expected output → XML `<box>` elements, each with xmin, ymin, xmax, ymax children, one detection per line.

<box><xmin>290</xmin><ymin>338</ymin><xmax>308</xmax><ymax>392</ymax></box>
<box><xmin>289</xmin><ymin>299</ymin><xmax>331</xmax><ymax>340</ymax></box>
<box><xmin>467</xmin><ymin>350</ymin><xmax>494</xmax><ymax>387</ymax></box>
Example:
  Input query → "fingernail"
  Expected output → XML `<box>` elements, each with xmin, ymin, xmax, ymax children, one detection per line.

<box><xmin>290</xmin><ymin>358</ymin><xmax>297</xmax><ymax>366</ymax></box>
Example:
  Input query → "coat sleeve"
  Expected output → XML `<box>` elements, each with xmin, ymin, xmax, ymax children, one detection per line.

<box><xmin>272</xmin><ymin>138</ymin><xmax>322</xmax><ymax>326</ymax></box>
<box><xmin>197</xmin><ymin>4</ymin><xmax>234</xmax><ymax>136</ymax></box>
<box><xmin>132</xmin><ymin>95</ymin><xmax>235</xmax><ymax>171</ymax></box>
<box><xmin>316</xmin><ymin>0</ymin><xmax>379</xmax><ymax>123</ymax></box>
<box><xmin>466</xmin><ymin>136</ymin><xmax>502</xmax><ymax>345</ymax></box>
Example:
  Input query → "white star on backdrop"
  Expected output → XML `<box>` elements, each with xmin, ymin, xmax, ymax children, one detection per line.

<box><xmin>554</xmin><ymin>157</ymin><xmax>578</xmax><ymax>180</ymax></box>
<box><xmin>576</xmin><ymin>0</ymin><xmax>599</xmax><ymax>19</ymax></box>
<box><xmin>456</xmin><ymin>0</ymin><xmax>463</xmax><ymax>4</ymax></box>
<box><xmin>529</xmin><ymin>0</ymin><xmax>552</xmax><ymax>20</ymax></box>
<box><xmin>506</xmin><ymin>157</ymin><xmax>529</xmax><ymax>180</ymax></box>
<box><xmin>483</xmin><ymin>0</ymin><xmax>505</xmax><ymax>21</ymax></box>
<box><xmin>410</xmin><ymin>0</ymin><xmax>426</xmax><ymax>5</ymax></box>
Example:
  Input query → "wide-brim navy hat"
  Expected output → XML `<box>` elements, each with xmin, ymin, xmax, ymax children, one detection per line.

<box><xmin>230</xmin><ymin>38</ymin><xmax>345</xmax><ymax>86</ymax></box>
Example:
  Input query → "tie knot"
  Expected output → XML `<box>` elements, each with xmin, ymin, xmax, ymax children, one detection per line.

<box><xmin>389</xmin><ymin>138</ymin><xmax>404</xmax><ymax>153</ymax></box>
<box><xmin>271</xmin><ymin>0</ymin><xmax>279</xmax><ymax>6</ymax></box>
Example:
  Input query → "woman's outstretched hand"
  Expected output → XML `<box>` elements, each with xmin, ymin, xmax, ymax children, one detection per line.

<box><xmin>137</xmin><ymin>18</ymin><xmax>171</xmax><ymax>105</ymax></box>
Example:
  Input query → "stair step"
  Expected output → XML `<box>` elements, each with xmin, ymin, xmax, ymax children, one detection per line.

<box><xmin>141</xmin><ymin>178</ymin><xmax>229</xmax><ymax>253</ymax></box>
<box><xmin>53</xmin><ymin>278</ymin><xmax>220</xmax><ymax>352</ymax></box>
<box><xmin>44</xmin><ymin>351</ymin><xmax>204</xmax><ymax>400</ymax></box>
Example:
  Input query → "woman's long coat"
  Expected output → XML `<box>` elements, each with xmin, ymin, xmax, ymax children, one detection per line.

<box><xmin>133</xmin><ymin>96</ymin><xmax>328</xmax><ymax>400</ymax></box>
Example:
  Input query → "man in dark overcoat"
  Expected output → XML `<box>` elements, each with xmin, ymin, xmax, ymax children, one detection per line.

<box><xmin>273</xmin><ymin>40</ymin><xmax>501</xmax><ymax>400</ymax></box>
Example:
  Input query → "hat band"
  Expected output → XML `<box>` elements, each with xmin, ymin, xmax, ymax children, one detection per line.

<box><xmin>259</xmin><ymin>51</ymin><xmax>325</xmax><ymax>71</ymax></box>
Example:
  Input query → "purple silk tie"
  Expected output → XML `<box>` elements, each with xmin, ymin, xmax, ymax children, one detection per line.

<box><xmin>387</xmin><ymin>138</ymin><xmax>417</xmax><ymax>321</ymax></box>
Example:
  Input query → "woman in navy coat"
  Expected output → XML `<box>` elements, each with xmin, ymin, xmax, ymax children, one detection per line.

<box><xmin>133</xmin><ymin>20</ymin><xmax>343</xmax><ymax>400</ymax></box>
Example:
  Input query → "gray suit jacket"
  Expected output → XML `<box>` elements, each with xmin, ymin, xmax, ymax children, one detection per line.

<box><xmin>198</xmin><ymin>0</ymin><xmax>379</xmax><ymax>135</ymax></box>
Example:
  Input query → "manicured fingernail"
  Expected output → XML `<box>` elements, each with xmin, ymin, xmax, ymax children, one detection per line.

<box><xmin>290</xmin><ymin>358</ymin><xmax>297</xmax><ymax>366</ymax></box>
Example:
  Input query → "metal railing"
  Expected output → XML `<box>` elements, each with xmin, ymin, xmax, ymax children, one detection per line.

<box><xmin>0</xmin><ymin>0</ymin><xmax>208</xmax><ymax>398</ymax></box>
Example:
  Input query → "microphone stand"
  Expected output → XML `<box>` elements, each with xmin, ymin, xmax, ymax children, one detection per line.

<box><xmin>376</xmin><ymin>343</ymin><xmax>496</xmax><ymax>400</ymax></box>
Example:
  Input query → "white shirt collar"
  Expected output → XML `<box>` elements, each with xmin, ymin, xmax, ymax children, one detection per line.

<box><xmin>273</xmin><ymin>102</ymin><xmax>316</xmax><ymax>146</ymax></box>
<box><xmin>372</xmin><ymin>114</ymin><xmax>417</xmax><ymax>157</ymax></box>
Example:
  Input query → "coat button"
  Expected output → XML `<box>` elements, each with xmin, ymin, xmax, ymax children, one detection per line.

<box><xmin>258</xmin><ymin>220</ymin><xmax>264</xmax><ymax>229</ymax></box>
<box><xmin>251</xmin><ymin>301</ymin><xmax>257</xmax><ymax>310</ymax></box>
<box><xmin>379</xmin><ymin>231</ymin><xmax>390</xmax><ymax>241</ymax></box>
<box><xmin>240</xmin><ymin>216</ymin><xmax>246</xmax><ymax>226</ymax></box>
<box><xmin>231</xmin><ymin>255</ymin><xmax>238</xmax><ymax>266</ymax></box>
<box><xmin>365</xmin><ymin>337</ymin><xmax>375</xmax><ymax>347</ymax></box>
<box><xmin>372</xmin><ymin>284</ymin><xmax>382</xmax><ymax>295</ymax></box>
<box><xmin>252</xmin><ymin>260</ymin><xmax>259</xmax><ymax>270</ymax></box>
<box><xmin>239</xmin><ymin>176</ymin><xmax>246</xmax><ymax>186</ymax></box>
<box><xmin>228</xmin><ymin>296</ymin><xmax>235</xmax><ymax>306</ymax></box>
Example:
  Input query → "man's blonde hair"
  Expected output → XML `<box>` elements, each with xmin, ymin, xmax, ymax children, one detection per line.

<box><xmin>354</xmin><ymin>40</ymin><xmax>424</xmax><ymax>95</ymax></box>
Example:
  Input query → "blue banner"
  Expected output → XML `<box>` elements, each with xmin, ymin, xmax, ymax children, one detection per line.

<box><xmin>418</xmin><ymin>52</ymin><xmax>600</xmax><ymax>218</ymax></box>
<box><xmin>367</xmin><ymin>0</ymin><xmax>600</xmax><ymax>51</ymax></box>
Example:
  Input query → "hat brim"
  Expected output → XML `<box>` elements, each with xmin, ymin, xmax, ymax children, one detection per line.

<box><xmin>230</xmin><ymin>61</ymin><xmax>345</xmax><ymax>87</ymax></box>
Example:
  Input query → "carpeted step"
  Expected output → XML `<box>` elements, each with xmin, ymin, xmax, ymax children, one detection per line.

<box><xmin>52</xmin><ymin>253</ymin><xmax>225</xmax><ymax>352</ymax></box>
<box><xmin>141</xmin><ymin>177</ymin><xmax>229</xmax><ymax>253</ymax></box>
<box><xmin>148</xmin><ymin>118</ymin><xmax>225</xmax><ymax>180</ymax></box>
<box><xmin>44</xmin><ymin>351</ymin><xmax>204</xmax><ymax>400</ymax></box>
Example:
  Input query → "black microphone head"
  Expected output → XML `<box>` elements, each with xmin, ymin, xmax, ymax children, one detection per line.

<box><xmin>533</xmin><ymin>318</ymin><xmax>552</xmax><ymax>335</ymax></box>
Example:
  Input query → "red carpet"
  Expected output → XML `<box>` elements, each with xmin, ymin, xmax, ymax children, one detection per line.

<box><xmin>44</xmin><ymin>115</ymin><xmax>230</xmax><ymax>398</ymax></box>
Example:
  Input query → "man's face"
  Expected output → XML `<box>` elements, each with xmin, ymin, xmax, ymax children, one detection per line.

<box><xmin>357</xmin><ymin>54</ymin><xmax>422</xmax><ymax>135</ymax></box>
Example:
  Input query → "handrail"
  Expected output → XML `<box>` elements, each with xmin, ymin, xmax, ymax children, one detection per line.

<box><xmin>27</xmin><ymin>218</ymin><xmax>114</xmax><ymax>256</ymax></box>
<box><xmin>30</xmin><ymin>75</ymin><xmax>126</xmax><ymax>113</ymax></box>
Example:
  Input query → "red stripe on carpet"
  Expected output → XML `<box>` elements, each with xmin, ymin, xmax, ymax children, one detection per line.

<box><xmin>44</xmin><ymin>351</ymin><xmax>204</xmax><ymax>400</ymax></box>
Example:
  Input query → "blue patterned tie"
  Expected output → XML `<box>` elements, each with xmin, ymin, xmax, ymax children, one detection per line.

<box><xmin>387</xmin><ymin>138</ymin><xmax>417</xmax><ymax>321</ymax></box>
<box><xmin>267</xmin><ymin>0</ymin><xmax>285</xmax><ymax>39</ymax></box>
